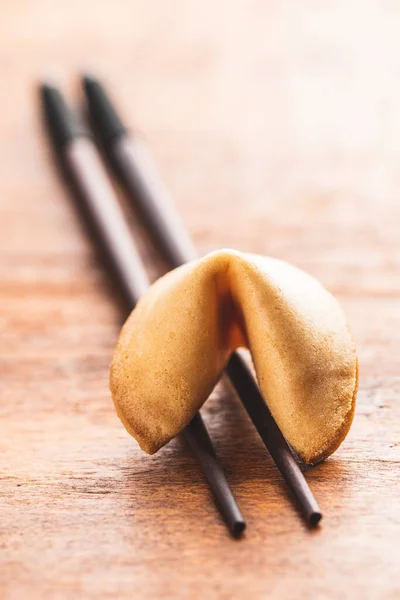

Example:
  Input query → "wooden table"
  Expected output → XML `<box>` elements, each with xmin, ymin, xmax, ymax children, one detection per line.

<box><xmin>1</xmin><ymin>2</ymin><xmax>399</xmax><ymax>598</ymax></box>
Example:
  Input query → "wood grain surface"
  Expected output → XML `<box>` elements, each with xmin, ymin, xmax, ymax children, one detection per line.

<box><xmin>1</xmin><ymin>2</ymin><xmax>399</xmax><ymax>599</ymax></box>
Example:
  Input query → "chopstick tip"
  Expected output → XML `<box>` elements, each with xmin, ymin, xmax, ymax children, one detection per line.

<box><xmin>308</xmin><ymin>511</ymin><xmax>322</xmax><ymax>527</ymax></box>
<box><xmin>231</xmin><ymin>519</ymin><xmax>246</xmax><ymax>538</ymax></box>
<box><xmin>39</xmin><ymin>80</ymin><xmax>57</xmax><ymax>96</ymax></box>
<box><xmin>81</xmin><ymin>73</ymin><xmax>98</xmax><ymax>92</ymax></box>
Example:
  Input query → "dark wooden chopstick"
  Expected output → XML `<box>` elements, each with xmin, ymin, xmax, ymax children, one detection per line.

<box><xmin>40</xmin><ymin>82</ymin><xmax>245</xmax><ymax>536</ymax></box>
<box><xmin>83</xmin><ymin>75</ymin><xmax>322</xmax><ymax>527</ymax></box>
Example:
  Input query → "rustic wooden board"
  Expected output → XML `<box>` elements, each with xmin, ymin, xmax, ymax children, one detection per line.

<box><xmin>0</xmin><ymin>1</ymin><xmax>399</xmax><ymax>598</ymax></box>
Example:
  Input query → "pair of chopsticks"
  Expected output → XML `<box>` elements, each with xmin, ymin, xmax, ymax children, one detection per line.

<box><xmin>40</xmin><ymin>76</ymin><xmax>322</xmax><ymax>535</ymax></box>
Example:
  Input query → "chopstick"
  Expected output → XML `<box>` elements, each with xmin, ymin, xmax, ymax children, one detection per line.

<box><xmin>40</xmin><ymin>83</ymin><xmax>246</xmax><ymax>536</ymax></box>
<box><xmin>83</xmin><ymin>75</ymin><xmax>322</xmax><ymax>527</ymax></box>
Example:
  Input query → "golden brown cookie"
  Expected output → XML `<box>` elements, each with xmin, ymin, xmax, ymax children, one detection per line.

<box><xmin>110</xmin><ymin>250</ymin><xmax>358</xmax><ymax>464</ymax></box>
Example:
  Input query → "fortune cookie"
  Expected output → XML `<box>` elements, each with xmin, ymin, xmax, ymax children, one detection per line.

<box><xmin>110</xmin><ymin>250</ymin><xmax>358</xmax><ymax>464</ymax></box>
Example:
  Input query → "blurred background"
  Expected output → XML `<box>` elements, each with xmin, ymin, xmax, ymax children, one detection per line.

<box><xmin>3</xmin><ymin>2</ymin><xmax>400</xmax><ymax>278</ymax></box>
<box><xmin>1</xmin><ymin>2</ymin><xmax>399</xmax><ymax>600</ymax></box>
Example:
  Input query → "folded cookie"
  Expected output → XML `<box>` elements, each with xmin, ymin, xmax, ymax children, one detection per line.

<box><xmin>110</xmin><ymin>249</ymin><xmax>358</xmax><ymax>464</ymax></box>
